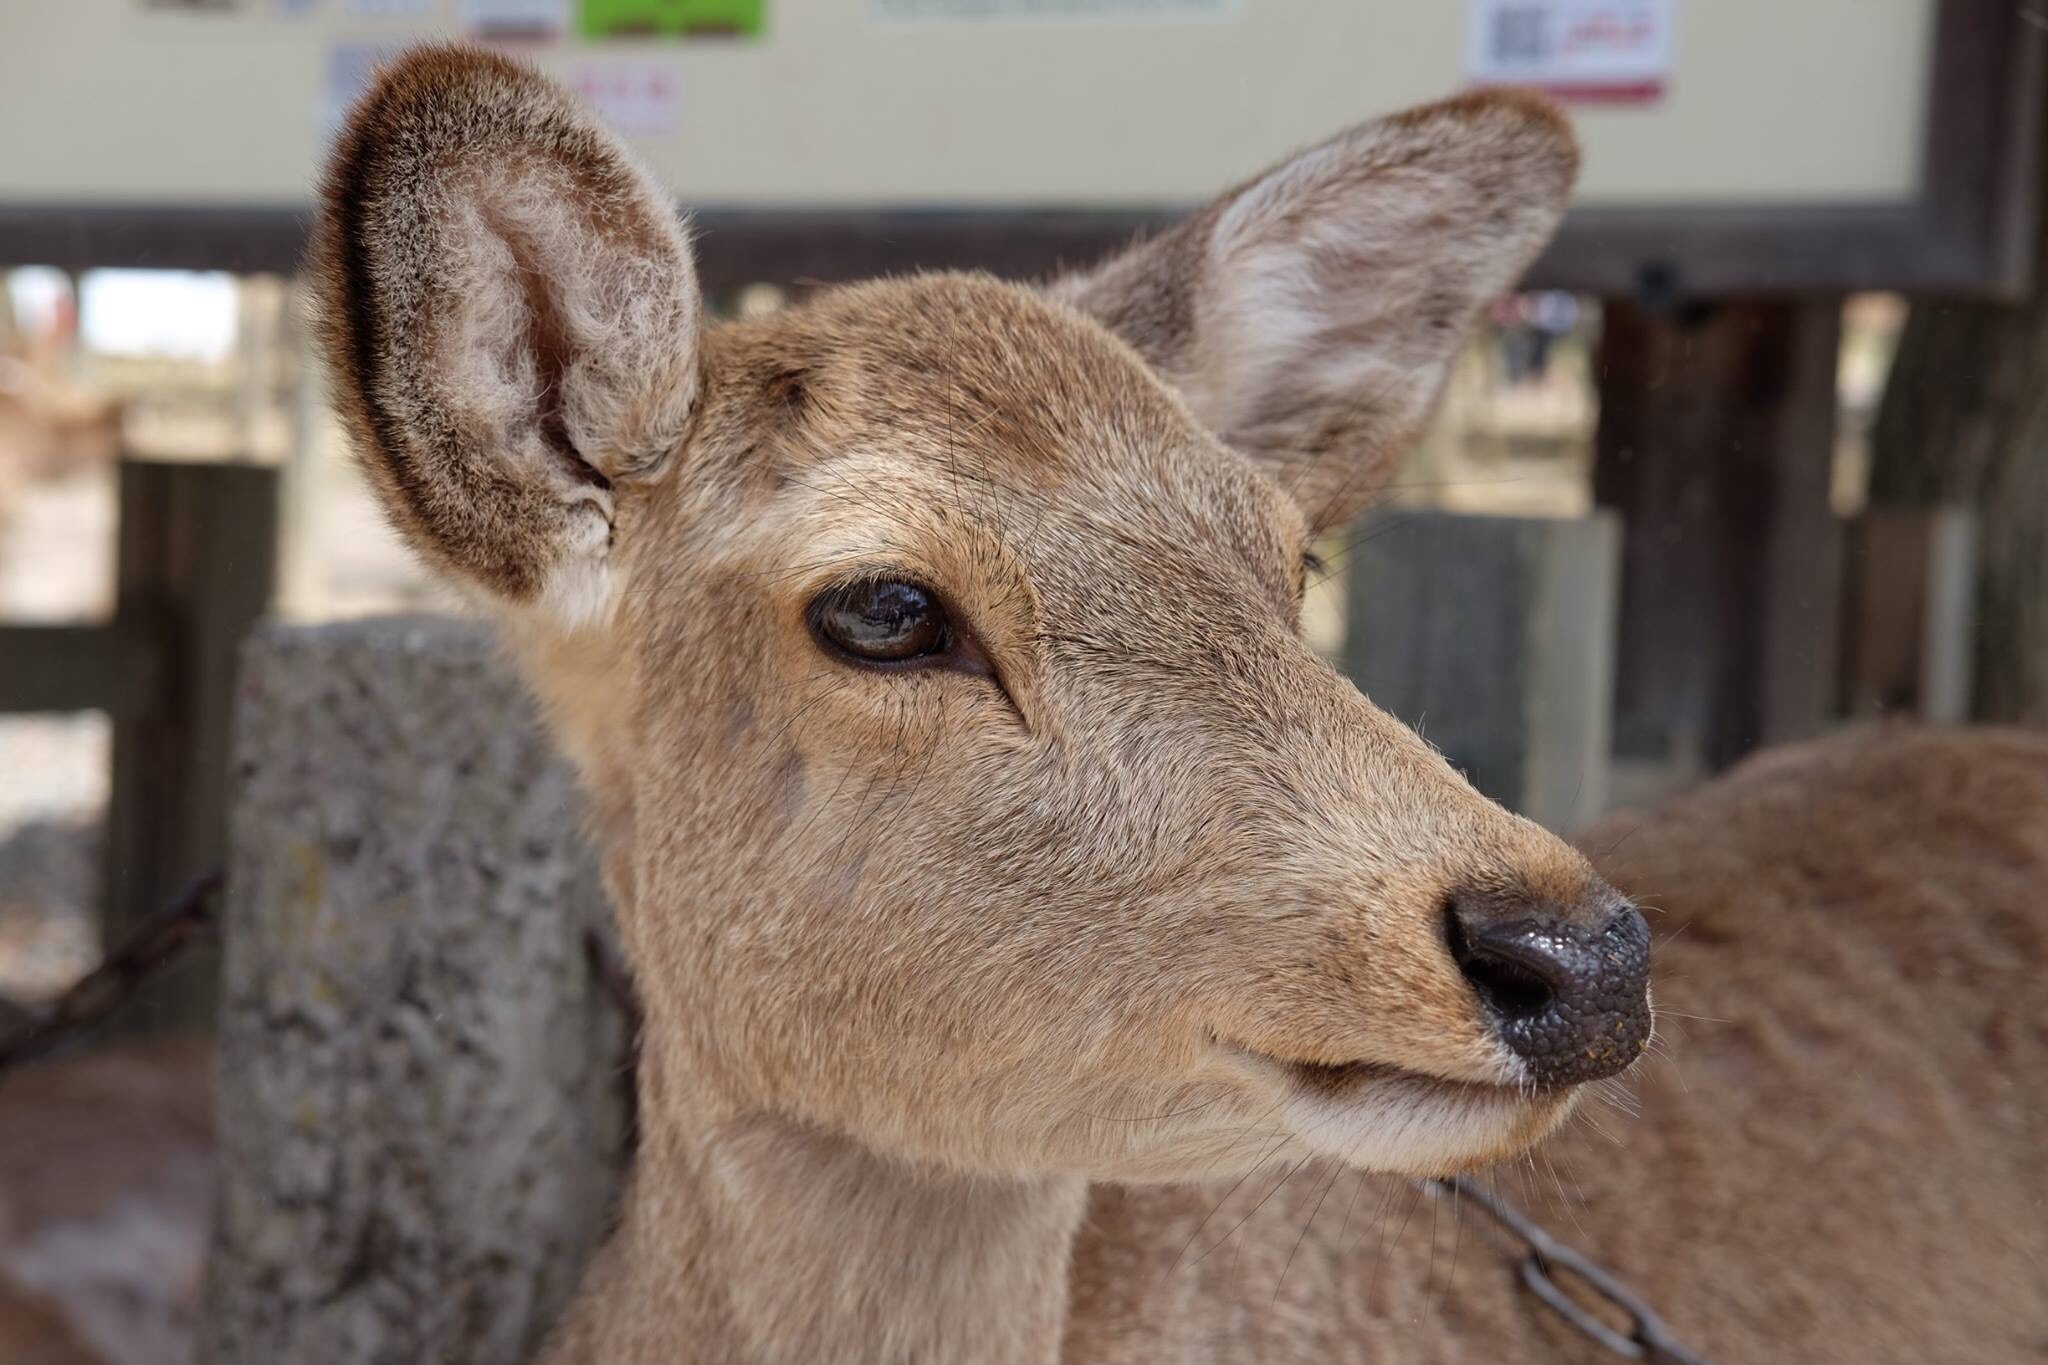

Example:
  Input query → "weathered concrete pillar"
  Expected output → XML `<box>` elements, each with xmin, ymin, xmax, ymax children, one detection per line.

<box><xmin>1341</xmin><ymin>510</ymin><xmax>1620</xmax><ymax>833</ymax></box>
<box><xmin>204</xmin><ymin>618</ymin><xmax>625</xmax><ymax>1365</ymax></box>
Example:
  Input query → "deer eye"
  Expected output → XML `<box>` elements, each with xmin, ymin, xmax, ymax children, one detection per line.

<box><xmin>809</xmin><ymin>579</ymin><xmax>951</xmax><ymax>665</ymax></box>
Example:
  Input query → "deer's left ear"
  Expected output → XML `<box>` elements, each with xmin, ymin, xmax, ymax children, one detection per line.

<box><xmin>312</xmin><ymin>44</ymin><xmax>702</xmax><ymax>629</ymax></box>
<box><xmin>1053</xmin><ymin>90</ymin><xmax>1577</xmax><ymax>533</ymax></box>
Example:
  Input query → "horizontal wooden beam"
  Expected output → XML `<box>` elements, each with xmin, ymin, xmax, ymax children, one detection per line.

<box><xmin>0</xmin><ymin>197</ymin><xmax>2021</xmax><ymax>301</ymax></box>
<box><xmin>0</xmin><ymin>623</ymin><xmax>158</xmax><ymax>715</ymax></box>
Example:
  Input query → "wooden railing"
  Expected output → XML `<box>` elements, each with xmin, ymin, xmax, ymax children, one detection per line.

<box><xmin>0</xmin><ymin>457</ymin><xmax>278</xmax><ymax>1029</ymax></box>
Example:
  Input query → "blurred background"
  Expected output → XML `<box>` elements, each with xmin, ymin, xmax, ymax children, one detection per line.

<box><xmin>0</xmin><ymin>1</ymin><xmax>2042</xmax><ymax>1361</ymax></box>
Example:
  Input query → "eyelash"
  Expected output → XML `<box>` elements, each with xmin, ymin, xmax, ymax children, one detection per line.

<box><xmin>1299</xmin><ymin>550</ymin><xmax>1328</xmax><ymax>598</ymax></box>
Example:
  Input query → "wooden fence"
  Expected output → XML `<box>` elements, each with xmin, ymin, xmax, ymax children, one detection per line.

<box><xmin>0</xmin><ymin>456</ymin><xmax>278</xmax><ymax>1028</ymax></box>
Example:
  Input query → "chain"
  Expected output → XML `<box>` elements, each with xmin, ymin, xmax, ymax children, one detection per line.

<box><xmin>1426</xmin><ymin>1175</ymin><xmax>1710</xmax><ymax>1364</ymax></box>
<box><xmin>0</xmin><ymin>870</ymin><xmax>223</xmax><ymax>1077</ymax></box>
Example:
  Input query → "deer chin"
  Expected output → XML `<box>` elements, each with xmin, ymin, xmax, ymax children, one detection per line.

<box><xmin>1211</xmin><ymin>1040</ymin><xmax>1578</xmax><ymax>1176</ymax></box>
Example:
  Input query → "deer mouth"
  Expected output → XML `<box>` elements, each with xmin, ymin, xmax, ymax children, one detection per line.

<box><xmin>1215</xmin><ymin>1043</ymin><xmax>1520</xmax><ymax>1101</ymax></box>
<box><xmin>1209</xmin><ymin>1038</ymin><xmax>1572</xmax><ymax>1173</ymax></box>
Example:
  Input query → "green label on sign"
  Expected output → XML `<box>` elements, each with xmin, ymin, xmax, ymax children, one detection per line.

<box><xmin>579</xmin><ymin>0</ymin><xmax>766</xmax><ymax>38</ymax></box>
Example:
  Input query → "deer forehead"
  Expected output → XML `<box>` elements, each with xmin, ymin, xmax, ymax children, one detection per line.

<box><xmin>676</xmin><ymin>274</ymin><xmax>1314</xmax><ymax>617</ymax></box>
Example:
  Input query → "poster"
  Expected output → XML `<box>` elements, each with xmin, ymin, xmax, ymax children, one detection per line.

<box><xmin>459</xmin><ymin>0</ymin><xmax>573</xmax><ymax>38</ymax></box>
<box><xmin>1465</xmin><ymin>0</ymin><xmax>1676</xmax><ymax>104</ymax></box>
<box><xmin>568</xmin><ymin>60</ymin><xmax>684</xmax><ymax>136</ymax></box>
<box><xmin>577</xmin><ymin>0</ymin><xmax>766</xmax><ymax>39</ymax></box>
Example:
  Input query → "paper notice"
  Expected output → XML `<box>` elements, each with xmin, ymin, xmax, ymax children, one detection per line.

<box><xmin>568</xmin><ymin>60</ymin><xmax>684</xmax><ymax>137</ymax></box>
<box><xmin>459</xmin><ymin>0</ymin><xmax>574</xmax><ymax>38</ymax></box>
<box><xmin>1466</xmin><ymin>0</ymin><xmax>1676</xmax><ymax>104</ymax></box>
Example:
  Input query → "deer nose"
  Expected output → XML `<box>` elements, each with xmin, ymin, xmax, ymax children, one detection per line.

<box><xmin>1444</xmin><ymin>896</ymin><xmax>1652</xmax><ymax>1088</ymax></box>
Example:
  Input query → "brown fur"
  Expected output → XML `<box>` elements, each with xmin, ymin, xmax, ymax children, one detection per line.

<box><xmin>314</xmin><ymin>45</ymin><xmax>701</xmax><ymax>614</ymax></box>
<box><xmin>295</xmin><ymin>44</ymin><xmax>2047</xmax><ymax>1365</ymax></box>
<box><xmin>1053</xmin><ymin>88</ymin><xmax>1577</xmax><ymax>534</ymax></box>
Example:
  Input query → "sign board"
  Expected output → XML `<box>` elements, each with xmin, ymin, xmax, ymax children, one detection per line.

<box><xmin>0</xmin><ymin>0</ymin><xmax>2036</xmax><ymax>297</ymax></box>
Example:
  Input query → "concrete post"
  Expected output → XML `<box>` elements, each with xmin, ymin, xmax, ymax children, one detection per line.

<box><xmin>204</xmin><ymin>618</ymin><xmax>625</xmax><ymax>1365</ymax></box>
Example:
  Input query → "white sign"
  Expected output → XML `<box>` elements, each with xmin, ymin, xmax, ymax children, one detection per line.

<box><xmin>1466</xmin><ymin>0</ymin><xmax>1676</xmax><ymax>104</ymax></box>
<box><xmin>568</xmin><ymin>61</ymin><xmax>684</xmax><ymax>138</ymax></box>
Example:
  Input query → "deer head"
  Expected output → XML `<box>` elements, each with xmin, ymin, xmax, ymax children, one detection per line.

<box><xmin>314</xmin><ymin>47</ymin><xmax>1648</xmax><ymax>1196</ymax></box>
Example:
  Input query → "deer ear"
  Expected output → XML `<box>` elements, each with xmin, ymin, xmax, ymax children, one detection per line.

<box><xmin>1054</xmin><ymin>90</ymin><xmax>1577</xmax><ymax>533</ymax></box>
<box><xmin>312</xmin><ymin>45</ymin><xmax>702</xmax><ymax>627</ymax></box>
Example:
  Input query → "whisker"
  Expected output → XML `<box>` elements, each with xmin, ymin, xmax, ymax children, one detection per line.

<box><xmin>1274</xmin><ymin>1161</ymin><xmax>1344</xmax><ymax>1306</ymax></box>
<box><xmin>1167</xmin><ymin>1122</ymin><xmax>1293</xmax><ymax>1274</ymax></box>
<box><xmin>1189</xmin><ymin>1156</ymin><xmax>1313</xmax><ymax>1268</ymax></box>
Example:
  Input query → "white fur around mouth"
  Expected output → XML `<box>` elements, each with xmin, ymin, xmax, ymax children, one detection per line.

<box><xmin>1209</xmin><ymin>1039</ymin><xmax>1572</xmax><ymax>1175</ymax></box>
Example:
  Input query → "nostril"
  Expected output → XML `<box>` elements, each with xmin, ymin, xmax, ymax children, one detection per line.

<box><xmin>1457</xmin><ymin>948</ymin><xmax>1555</xmax><ymax>1021</ymax></box>
<box><xmin>1444</xmin><ymin>903</ymin><xmax>1560</xmax><ymax>1022</ymax></box>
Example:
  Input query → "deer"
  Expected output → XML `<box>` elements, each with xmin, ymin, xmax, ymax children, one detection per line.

<box><xmin>286</xmin><ymin>44</ymin><xmax>2048</xmax><ymax>1364</ymax></box>
<box><xmin>309</xmin><ymin>44</ymin><xmax>1652</xmax><ymax>1362</ymax></box>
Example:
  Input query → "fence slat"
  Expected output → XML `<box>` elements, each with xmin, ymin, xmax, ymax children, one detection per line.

<box><xmin>1341</xmin><ymin>509</ymin><xmax>1620</xmax><ymax>832</ymax></box>
<box><xmin>1839</xmin><ymin>506</ymin><xmax>1979</xmax><ymax>722</ymax></box>
<box><xmin>102</xmin><ymin>458</ymin><xmax>279</xmax><ymax>1030</ymax></box>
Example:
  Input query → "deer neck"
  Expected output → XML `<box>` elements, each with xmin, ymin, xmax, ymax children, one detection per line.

<box><xmin>547</xmin><ymin>1052</ymin><xmax>1090</xmax><ymax>1364</ymax></box>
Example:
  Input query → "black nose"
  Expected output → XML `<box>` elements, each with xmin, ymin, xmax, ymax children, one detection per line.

<box><xmin>1445</xmin><ymin>897</ymin><xmax>1652</xmax><ymax>1088</ymax></box>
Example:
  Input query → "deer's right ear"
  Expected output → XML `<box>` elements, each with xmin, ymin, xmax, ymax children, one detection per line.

<box><xmin>1053</xmin><ymin>91</ymin><xmax>1576</xmax><ymax>535</ymax></box>
<box><xmin>312</xmin><ymin>45</ymin><xmax>701</xmax><ymax>627</ymax></box>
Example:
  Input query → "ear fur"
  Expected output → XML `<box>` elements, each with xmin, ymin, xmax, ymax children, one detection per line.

<box><xmin>1055</xmin><ymin>90</ymin><xmax>1578</xmax><ymax>533</ymax></box>
<box><xmin>312</xmin><ymin>44</ymin><xmax>702</xmax><ymax>626</ymax></box>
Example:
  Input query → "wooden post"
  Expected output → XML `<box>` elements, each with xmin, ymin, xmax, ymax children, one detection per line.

<box><xmin>205</xmin><ymin>619</ymin><xmax>625</xmax><ymax>1365</ymax></box>
<box><xmin>103</xmin><ymin>457</ymin><xmax>279</xmax><ymax>1031</ymax></box>
<box><xmin>1341</xmin><ymin>510</ymin><xmax>1620</xmax><ymax>833</ymax></box>
<box><xmin>1595</xmin><ymin>299</ymin><xmax>1843</xmax><ymax>773</ymax></box>
<box><xmin>1838</xmin><ymin>507</ymin><xmax>1978</xmax><ymax>722</ymax></box>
